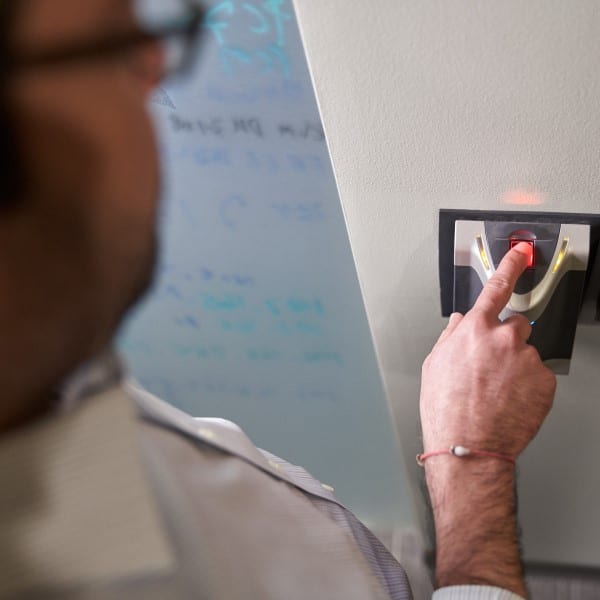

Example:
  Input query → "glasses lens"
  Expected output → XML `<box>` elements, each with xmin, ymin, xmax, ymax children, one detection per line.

<box><xmin>133</xmin><ymin>0</ymin><xmax>189</xmax><ymax>31</ymax></box>
<box><xmin>133</xmin><ymin>0</ymin><xmax>201</xmax><ymax>75</ymax></box>
<box><xmin>161</xmin><ymin>37</ymin><xmax>187</xmax><ymax>73</ymax></box>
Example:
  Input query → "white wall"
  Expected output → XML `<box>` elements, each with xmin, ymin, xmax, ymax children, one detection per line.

<box><xmin>294</xmin><ymin>0</ymin><xmax>600</xmax><ymax>566</ymax></box>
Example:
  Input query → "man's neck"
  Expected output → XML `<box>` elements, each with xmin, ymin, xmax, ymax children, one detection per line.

<box><xmin>0</xmin><ymin>388</ymin><xmax>57</xmax><ymax>434</ymax></box>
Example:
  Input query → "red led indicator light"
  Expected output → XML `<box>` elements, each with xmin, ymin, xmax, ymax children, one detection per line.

<box><xmin>510</xmin><ymin>239</ymin><xmax>535</xmax><ymax>268</ymax></box>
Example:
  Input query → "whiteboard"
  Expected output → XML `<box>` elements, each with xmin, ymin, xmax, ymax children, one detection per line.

<box><xmin>119</xmin><ymin>0</ymin><xmax>417</xmax><ymax>531</ymax></box>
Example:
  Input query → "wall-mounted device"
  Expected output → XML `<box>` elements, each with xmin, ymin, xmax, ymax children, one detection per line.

<box><xmin>439</xmin><ymin>210</ymin><xmax>600</xmax><ymax>374</ymax></box>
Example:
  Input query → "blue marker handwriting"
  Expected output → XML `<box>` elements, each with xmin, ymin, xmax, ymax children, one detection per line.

<box><xmin>137</xmin><ymin>375</ymin><xmax>276</xmax><ymax>402</ymax></box>
<box><xmin>137</xmin><ymin>375</ymin><xmax>338</xmax><ymax>404</ymax></box>
<box><xmin>216</xmin><ymin>193</ymin><xmax>326</xmax><ymax>228</ymax></box>
<box><xmin>169</xmin><ymin>114</ymin><xmax>324</xmax><ymax>143</ymax></box>
<box><xmin>173</xmin><ymin>344</ymin><xmax>227</xmax><ymax>359</ymax></box>
<box><xmin>271</xmin><ymin>202</ymin><xmax>325</xmax><ymax>223</ymax></box>
<box><xmin>205</xmin><ymin>80</ymin><xmax>304</xmax><ymax>105</ymax></box>
<box><xmin>264</xmin><ymin>297</ymin><xmax>324</xmax><ymax>317</ymax></box>
<box><xmin>158</xmin><ymin>264</ymin><xmax>256</xmax><ymax>289</ymax></box>
<box><xmin>165</xmin><ymin>145</ymin><xmax>326</xmax><ymax>179</ymax></box>
<box><xmin>152</xmin><ymin>285</ymin><xmax>329</xmax><ymax>337</ymax></box>
<box><xmin>205</xmin><ymin>0</ymin><xmax>293</xmax><ymax>77</ymax></box>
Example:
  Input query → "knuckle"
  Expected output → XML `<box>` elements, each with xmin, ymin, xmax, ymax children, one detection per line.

<box><xmin>512</xmin><ymin>314</ymin><xmax>530</xmax><ymax>328</ymax></box>
<box><xmin>468</xmin><ymin>307</ymin><xmax>491</xmax><ymax>327</ymax></box>
<box><xmin>543</xmin><ymin>367</ymin><xmax>558</xmax><ymax>392</ymax></box>
<box><xmin>505</xmin><ymin>316</ymin><xmax>529</xmax><ymax>338</ymax></box>
<box><xmin>496</xmin><ymin>324</ymin><xmax>520</xmax><ymax>346</ymax></box>
<box><xmin>487</xmin><ymin>274</ymin><xmax>512</xmax><ymax>293</ymax></box>
<box><xmin>523</xmin><ymin>344</ymin><xmax>541</xmax><ymax>362</ymax></box>
<box><xmin>422</xmin><ymin>353</ymin><xmax>433</xmax><ymax>371</ymax></box>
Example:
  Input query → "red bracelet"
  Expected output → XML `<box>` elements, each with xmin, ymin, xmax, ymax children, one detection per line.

<box><xmin>416</xmin><ymin>445</ymin><xmax>516</xmax><ymax>467</ymax></box>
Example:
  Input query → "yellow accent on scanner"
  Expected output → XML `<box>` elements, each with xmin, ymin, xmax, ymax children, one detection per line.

<box><xmin>476</xmin><ymin>235</ymin><xmax>491</xmax><ymax>270</ymax></box>
<box><xmin>552</xmin><ymin>238</ymin><xmax>569</xmax><ymax>273</ymax></box>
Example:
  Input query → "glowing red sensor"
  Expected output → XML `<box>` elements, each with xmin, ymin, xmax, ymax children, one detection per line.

<box><xmin>510</xmin><ymin>239</ymin><xmax>535</xmax><ymax>268</ymax></box>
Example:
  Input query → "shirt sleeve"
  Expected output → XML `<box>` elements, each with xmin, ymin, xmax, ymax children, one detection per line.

<box><xmin>433</xmin><ymin>585</ymin><xmax>526</xmax><ymax>600</ymax></box>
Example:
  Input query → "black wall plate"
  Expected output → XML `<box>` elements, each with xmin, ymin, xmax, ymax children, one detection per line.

<box><xmin>439</xmin><ymin>209</ymin><xmax>600</xmax><ymax>317</ymax></box>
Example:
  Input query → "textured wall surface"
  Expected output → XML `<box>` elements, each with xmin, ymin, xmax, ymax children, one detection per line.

<box><xmin>294</xmin><ymin>0</ymin><xmax>600</xmax><ymax>566</ymax></box>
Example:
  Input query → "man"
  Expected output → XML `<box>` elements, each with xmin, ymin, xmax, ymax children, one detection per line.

<box><xmin>0</xmin><ymin>0</ymin><xmax>555</xmax><ymax>598</ymax></box>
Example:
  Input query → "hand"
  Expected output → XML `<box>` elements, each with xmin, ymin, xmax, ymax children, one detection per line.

<box><xmin>420</xmin><ymin>242</ymin><xmax>557</xmax><ymax>596</ymax></box>
<box><xmin>421</xmin><ymin>242</ymin><xmax>556</xmax><ymax>458</ymax></box>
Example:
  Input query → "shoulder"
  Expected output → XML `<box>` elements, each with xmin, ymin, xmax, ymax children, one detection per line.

<box><xmin>122</xmin><ymin>381</ymin><xmax>411</xmax><ymax>600</ymax></box>
<box><xmin>125</xmin><ymin>380</ymin><xmax>292</xmax><ymax>480</ymax></box>
<box><xmin>125</xmin><ymin>380</ymin><xmax>340</xmax><ymax>503</ymax></box>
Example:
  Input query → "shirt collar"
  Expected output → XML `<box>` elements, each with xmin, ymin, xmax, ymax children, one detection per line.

<box><xmin>56</xmin><ymin>347</ymin><xmax>124</xmax><ymax>413</ymax></box>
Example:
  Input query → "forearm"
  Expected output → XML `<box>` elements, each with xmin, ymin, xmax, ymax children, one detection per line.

<box><xmin>426</xmin><ymin>459</ymin><xmax>526</xmax><ymax>597</ymax></box>
<box><xmin>419</xmin><ymin>247</ymin><xmax>555</xmax><ymax>600</ymax></box>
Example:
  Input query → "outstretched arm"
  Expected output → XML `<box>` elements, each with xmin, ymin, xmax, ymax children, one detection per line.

<box><xmin>420</xmin><ymin>243</ymin><xmax>556</xmax><ymax>597</ymax></box>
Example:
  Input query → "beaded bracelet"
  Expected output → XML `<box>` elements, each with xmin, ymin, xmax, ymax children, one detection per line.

<box><xmin>416</xmin><ymin>445</ymin><xmax>516</xmax><ymax>467</ymax></box>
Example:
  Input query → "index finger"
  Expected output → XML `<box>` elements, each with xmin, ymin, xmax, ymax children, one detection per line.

<box><xmin>472</xmin><ymin>242</ymin><xmax>532</xmax><ymax>318</ymax></box>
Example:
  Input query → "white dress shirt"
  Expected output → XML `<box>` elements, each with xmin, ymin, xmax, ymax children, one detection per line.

<box><xmin>0</xmin><ymin>351</ymin><xmax>524</xmax><ymax>599</ymax></box>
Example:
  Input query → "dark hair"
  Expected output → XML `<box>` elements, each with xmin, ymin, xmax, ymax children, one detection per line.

<box><xmin>0</xmin><ymin>0</ymin><xmax>24</xmax><ymax>206</ymax></box>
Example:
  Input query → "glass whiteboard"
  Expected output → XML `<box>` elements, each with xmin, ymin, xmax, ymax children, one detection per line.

<box><xmin>119</xmin><ymin>0</ymin><xmax>416</xmax><ymax>530</ymax></box>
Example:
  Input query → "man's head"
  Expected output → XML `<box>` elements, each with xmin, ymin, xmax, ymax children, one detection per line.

<box><xmin>0</xmin><ymin>0</ymin><xmax>202</xmax><ymax>428</ymax></box>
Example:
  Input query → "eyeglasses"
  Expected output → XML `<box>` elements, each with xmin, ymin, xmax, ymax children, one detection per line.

<box><xmin>6</xmin><ymin>0</ymin><xmax>206</xmax><ymax>81</ymax></box>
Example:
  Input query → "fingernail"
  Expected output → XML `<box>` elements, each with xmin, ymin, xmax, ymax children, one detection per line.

<box><xmin>513</xmin><ymin>241</ymin><xmax>532</xmax><ymax>254</ymax></box>
<box><xmin>513</xmin><ymin>241</ymin><xmax>534</xmax><ymax>264</ymax></box>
